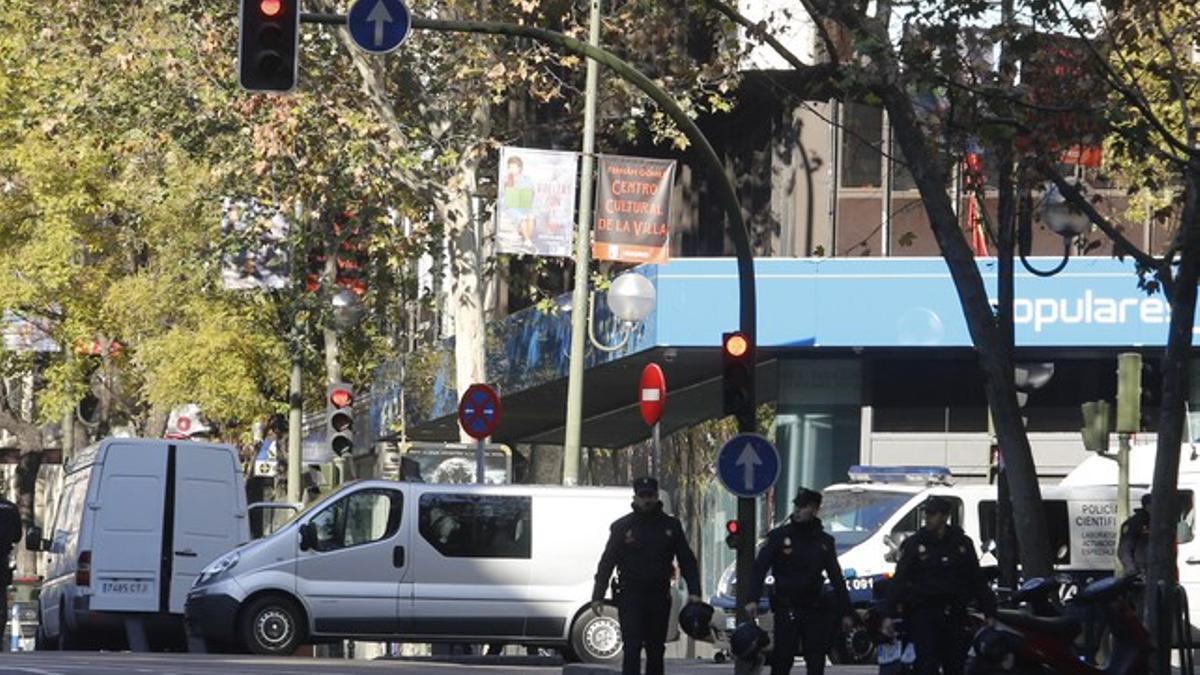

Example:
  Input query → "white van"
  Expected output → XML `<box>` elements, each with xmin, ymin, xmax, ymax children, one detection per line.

<box><xmin>1061</xmin><ymin>442</ymin><xmax>1200</xmax><ymax>634</ymax></box>
<box><xmin>185</xmin><ymin>480</ymin><xmax>681</xmax><ymax>665</ymax></box>
<box><xmin>709</xmin><ymin>466</ymin><xmax>1145</xmax><ymax>663</ymax></box>
<box><xmin>28</xmin><ymin>438</ymin><xmax>249</xmax><ymax>650</ymax></box>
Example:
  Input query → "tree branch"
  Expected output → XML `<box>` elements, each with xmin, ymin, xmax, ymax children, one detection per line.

<box><xmin>701</xmin><ymin>0</ymin><xmax>831</xmax><ymax>72</ymax></box>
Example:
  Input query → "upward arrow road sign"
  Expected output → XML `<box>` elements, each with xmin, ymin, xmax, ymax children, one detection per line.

<box><xmin>347</xmin><ymin>0</ymin><xmax>412</xmax><ymax>54</ymax></box>
<box><xmin>716</xmin><ymin>433</ymin><xmax>779</xmax><ymax>498</ymax></box>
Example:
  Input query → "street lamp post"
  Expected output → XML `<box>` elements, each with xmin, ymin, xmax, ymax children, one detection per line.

<box><xmin>588</xmin><ymin>271</ymin><xmax>657</xmax><ymax>353</ymax></box>
<box><xmin>995</xmin><ymin>176</ymin><xmax>1090</xmax><ymax>589</ymax></box>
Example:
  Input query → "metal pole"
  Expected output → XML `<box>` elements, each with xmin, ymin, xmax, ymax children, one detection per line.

<box><xmin>651</xmin><ymin>422</ymin><xmax>661</xmax><ymax>477</ymax></box>
<box><xmin>1116</xmin><ymin>432</ymin><xmax>1131</xmax><ymax>574</ymax></box>
<box><xmin>562</xmin><ymin>0</ymin><xmax>601</xmax><ymax>486</ymax></box>
<box><xmin>287</xmin><ymin>198</ymin><xmax>304</xmax><ymax>506</ymax></box>
<box><xmin>476</xmin><ymin>438</ymin><xmax>486</xmax><ymax>484</ymax></box>
<box><xmin>996</xmin><ymin>173</ymin><xmax>1019</xmax><ymax>591</ymax></box>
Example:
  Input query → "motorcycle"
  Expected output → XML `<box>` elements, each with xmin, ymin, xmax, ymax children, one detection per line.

<box><xmin>967</xmin><ymin>574</ymin><xmax>1150</xmax><ymax>675</ymax></box>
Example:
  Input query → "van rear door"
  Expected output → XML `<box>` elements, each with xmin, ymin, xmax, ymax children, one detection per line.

<box><xmin>168</xmin><ymin>444</ymin><xmax>246</xmax><ymax>613</ymax></box>
<box><xmin>90</xmin><ymin>442</ymin><xmax>167</xmax><ymax>613</ymax></box>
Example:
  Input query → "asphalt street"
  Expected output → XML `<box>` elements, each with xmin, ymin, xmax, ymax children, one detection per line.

<box><xmin>0</xmin><ymin>653</ymin><xmax>882</xmax><ymax>675</ymax></box>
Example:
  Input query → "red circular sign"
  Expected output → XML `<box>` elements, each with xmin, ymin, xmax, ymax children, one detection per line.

<box><xmin>177</xmin><ymin>416</ymin><xmax>192</xmax><ymax>433</ymax></box>
<box><xmin>639</xmin><ymin>363</ymin><xmax>667</xmax><ymax>426</ymax></box>
<box><xmin>458</xmin><ymin>383</ymin><xmax>502</xmax><ymax>440</ymax></box>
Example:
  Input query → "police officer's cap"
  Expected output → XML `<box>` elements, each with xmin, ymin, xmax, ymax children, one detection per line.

<box><xmin>729</xmin><ymin>622</ymin><xmax>770</xmax><ymax>659</ymax></box>
<box><xmin>792</xmin><ymin>487</ymin><xmax>822</xmax><ymax>508</ymax></box>
<box><xmin>678</xmin><ymin>601</ymin><xmax>715</xmax><ymax>641</ymax></box>
<box><xmin>923</xmin><ymin>496</ymin><xmax>953</xmax><ymax>515</ymax></box>
<box><xmin>632</xmin><ymin>476</ymin><xmax>659</xmax><ymax>496</ymax></box>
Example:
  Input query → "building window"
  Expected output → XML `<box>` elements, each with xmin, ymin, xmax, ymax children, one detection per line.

<box><xmin>841</xmin><ymin>103</ymin><xmax>883</xmax><ymax>188</ymax></box>
<box><xmin>419</xmin><ymin>493</ymin><xmax>532</xmax><ymax>559</ymax></box>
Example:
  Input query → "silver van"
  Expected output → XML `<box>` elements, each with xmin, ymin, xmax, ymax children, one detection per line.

<box><xmin>185</xmin><ymin>479</ymin><xmax>681</xmax><ymax>665</ymax></box>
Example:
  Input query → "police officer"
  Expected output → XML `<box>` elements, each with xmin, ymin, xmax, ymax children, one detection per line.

<box><xmin>0</xmin><ymin>495</ymin><xmax>20</xmax><ymax>624</ymax></box>
<box><xmin>883</xmin><ymin>496</ymin><xmax>996</xmax><ymax>675</ymax></box>
<box><xmin>592</xmin><ymin>477</ymin><xmax>701</xmax><ymax>675</ymax></box>
<box><xmin>743</xmin><ymin>487</ymin><xmax>853</xmax><ymax>675</ymax></box>
<box><xmin>1118</xmin><ymin>493</ymin><xmax>1152</xmax><ymax>576</ymax></box>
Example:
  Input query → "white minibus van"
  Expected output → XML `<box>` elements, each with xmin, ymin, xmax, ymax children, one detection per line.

<box><xmin>709</xmin><ymin>466</ymin><xmax>1145</xmax><ymax>663</ymax></box>
<box><xmin>185</xmin><ymin>479</ymin><xmax>682</xmax><ymax>665</ymax></box>
<box><xmin>28</xmin><ymin>438</ymin><xmax>249</xmax><ymax>650</ymax></box>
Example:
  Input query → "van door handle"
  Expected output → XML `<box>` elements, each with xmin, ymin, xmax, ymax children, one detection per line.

<box><xmin>393</xmin><ymin>546</ymin><xmax>405</xmax><ymax>568</ymax></box>
<box><xmin>174</xmin><ymin>549</ymin><xmax>198</xmax><ymax>558</ymax></box>
<box><xmin>1186</xmin><ymin>556</ymin><xmax>1200</xmax><ymax>565</ymax></box>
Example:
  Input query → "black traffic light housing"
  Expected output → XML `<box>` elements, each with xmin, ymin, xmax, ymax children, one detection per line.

<box><xmin>722</xmin><ymin>331</ymin><xmax>754</xmax><ymax>419</ymax></box>
<box><xmin>238</xmin><ymin>0</ymin><xmax>300</xmax><ymax>92</ymax></box>
<box><xmin>724</xmin><ymin>519</ymin><xmax>741</xmax><ymax>550</ymax></box>
<box><xmin>326</xmin><ymin>383</ymin><xmax>354</xmax><ymax>456</ymax></box>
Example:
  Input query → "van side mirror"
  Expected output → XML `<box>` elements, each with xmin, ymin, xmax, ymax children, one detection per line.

<box><xmin>24</xmin><ymin>526</ymin><xmax>42</xmax><ymax>552</ymax></box>
<box><xmin>299</xmin><ymin>523</ymin><xmax>317</xmax><ymax>551</ymax></box>
<box><xmin>883</xmin><ymin>534</ymin><xmax>899</xmax><ymax>563</ymax></box>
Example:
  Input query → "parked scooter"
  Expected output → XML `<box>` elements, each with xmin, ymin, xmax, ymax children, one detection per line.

<box><xmin>967</xmin><ymin>575</ymin><xmax>1150</xmax><ymax>675</ymax></box>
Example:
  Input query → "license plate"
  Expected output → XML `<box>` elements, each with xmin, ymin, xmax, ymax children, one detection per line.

<box><xmin>100</xmin><ymin>580</ymin><xmax>151</xmax><ymax>595</ymax></box>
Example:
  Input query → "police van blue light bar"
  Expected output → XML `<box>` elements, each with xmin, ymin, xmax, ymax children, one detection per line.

<box><xmin>847</xmin><ymin>465</ymin><xmax>952</xmax><ymax>484</ymax></box>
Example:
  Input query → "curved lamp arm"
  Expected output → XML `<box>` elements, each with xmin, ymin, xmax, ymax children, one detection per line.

<box><xmin>587</xmin><ymin>290</ymin><xmax>634</xmax><ymax>353</ymax></box>
<box><xmin>1019</xmin><ymin>237</ymin><xmax>1072</xmax><ymax>278</ymax></box>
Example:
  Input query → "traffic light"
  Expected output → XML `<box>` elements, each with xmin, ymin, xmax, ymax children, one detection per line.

<box><xmin>722</xmin><ymin>331</ymin><xmax>753</xmax><ymax>418</ymax></box>
<box><xmin>724</xmin><ymin>519</ymin><xmax>740</xmax><ymax>550</ymax></box>
<box><xmin>326</xmin><ymin>383</ymin><xmax>354</xmax><ymax>456</ymax></box>
<box><xmin>238</xmin><ymin>0</ymin><xmax>300</xmax><ymax>92</ymax></box>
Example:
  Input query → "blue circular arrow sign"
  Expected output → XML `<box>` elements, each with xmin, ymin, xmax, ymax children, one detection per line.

<box><xmin>347</xmin><ymin>0</ymin><xmax>412</xmax><ymax>55</ymax></box>
<box><xmin>716</xmin><ymin>433</ymin><xmax>780</xmax><ymax>498</ymax></box>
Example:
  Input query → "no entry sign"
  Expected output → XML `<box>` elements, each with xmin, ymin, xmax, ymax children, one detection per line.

<box><xmin>639</xmin><ymin>363</ymin><xmax>666</xmax><ymax>426</ymax></box>
<box><xmin>458</xmin><ymin>384</ymin><xmax>501</xmax><ymax>440</ymax></box>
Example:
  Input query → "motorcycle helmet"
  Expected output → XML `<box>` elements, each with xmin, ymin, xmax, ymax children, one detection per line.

<box><xmin>729</xmin><ymin>621</ymin><xmax>770</xmax><ymax>660</ymax></box>
<box><xmin>678</xmin><ymin>601</ymin><xmax>715</xmax><ymax>641</ymax></box>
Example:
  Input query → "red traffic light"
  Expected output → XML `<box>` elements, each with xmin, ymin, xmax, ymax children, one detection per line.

<box><xmin>259</xmin><ymin>0</ymin><xmax>283</xmax><ymax>17</ymax></box>
<box><xmin>329</xmin><ymin>388</ymin><xmax>353</xmax><ymax>408</ymax></box>
<box><xmin>723</xmin><ymin>332</ymin><xmax>749</xmax><ymax>359</ymax></box>
<box><xmin>726</xmin><ymin>519</ymin><xmax>739</xmax><ymax>535</ymax></box>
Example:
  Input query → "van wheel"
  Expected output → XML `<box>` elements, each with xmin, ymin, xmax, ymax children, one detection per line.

<box><xmin>239</xmin><ymin>595</ymin><xmax>305</xmax><ymax>656</ymax></box>
<box><xmin>568</xmin><ymin>604</ymin><xmax>623</xmax><ymax>665</ymax></box>
<box><xmin>34</xmin><ymin>607</ymin><xmax>57</xmax><ymax>651</ymax></box>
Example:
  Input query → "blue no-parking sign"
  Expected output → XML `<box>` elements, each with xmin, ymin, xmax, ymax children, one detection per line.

<box><xmin>716</xmin><ymin>433</ymin><xmax>780</xmax><ymax>498</ymax></box>
<box><xmin>347</xmin><ymin>0</ymin><xmax>412</xmax><ymax>54</ymax></box>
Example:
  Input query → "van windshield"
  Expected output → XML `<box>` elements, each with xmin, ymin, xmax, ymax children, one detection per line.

<box><xmin>822</xmin><ymin>489</ymin><xmax>913</xmax><ymax>553</ymax></box>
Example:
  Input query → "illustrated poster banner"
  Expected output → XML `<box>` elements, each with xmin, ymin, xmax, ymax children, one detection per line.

<box><xmin>593</xmin><ymin>155</ymin><xmax>675</xmax><ymax>264</ymax></box>
<box><xmin>220</xmin><ymin>198</ymin><xmax>290</xmax><ymax>291</ymax></box>
<box><xmin>495</xmin><ymin>146</ymin><xmax>578</xmax><ymax>257</ymax></box>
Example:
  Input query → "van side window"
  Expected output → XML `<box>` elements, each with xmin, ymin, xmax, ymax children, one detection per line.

<box><xmin>979</xmin><ymin>500</ymin><xmax>1071</xmax><ymax>563</ymax></box>
<box><xmin>418</xmin><ymin>493</ymin><xmax>532</xmax><ymax>559</ymax></box>
<box><xmin>309</xmin><ymin>490</ymin><xmax>402</xmax><ymax>552</ymax></box>
<box><xmin>1178</xmin><ymin>490</ymin><xmax>1195</xmax><ymax>544</ymax></box>
<box><xmin>889</xmin><ymin>497</ymin><xmax>963</xmax><ymax>547</ymax></box>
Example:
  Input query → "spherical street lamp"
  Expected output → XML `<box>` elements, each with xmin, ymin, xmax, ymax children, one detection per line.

<box><xmin>1041</xmin><ymin>181</ymin><xmax>1091</xmax><ymax>238</ymax></box>
<box><xmin>588</xmin><ymin>271</ymin><xmax>657</xmax><ymax>352</ymax></box>
<box><xmin>606</xmin><ymin>271</ymin><xmax>657</xmax><ymax>324</ymax></box>
<box><xmin>330</xmin><ymin>288</ymin><xmax>365</xmax><ymax>330</ymax></box>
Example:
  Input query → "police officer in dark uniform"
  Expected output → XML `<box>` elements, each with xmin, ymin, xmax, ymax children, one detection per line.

<box><xmin>592</xmin><ymin>477</ymin><xmax>702</xmax><ymax>675</ymax></box>
<box><xmin>743</xmin><ymin>487</ymin><xmax>853</xmax><ymax>675</ymax></box>
<box><xmin>0</xmin><ymin>495</ymin><xmax>21</xmax><ymax>624</ymax></box>
<box><xmin>1118</xmin><ymin>493</ymin><xmax>1152</xmax><ymax>576</ymax></box>
<box><xmin>883</xmin><ymin>496</ymin><xmax>996</xmax><ymax>675</ymax></box>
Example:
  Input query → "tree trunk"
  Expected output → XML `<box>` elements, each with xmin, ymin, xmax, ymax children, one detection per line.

<box><xmin>14</xmin><ymin>448</ymin><xmax>41</xmax><ymax>577</ymax></box>
<box><xmin>879</xmin><ymin>85</ymin><xmax>1054</xmax><ymax>577</ymax></box>
<box><xmin>1146</xmin><ymin>163</ymin><xmax>1200</xmax><ymax>674</ymax></box>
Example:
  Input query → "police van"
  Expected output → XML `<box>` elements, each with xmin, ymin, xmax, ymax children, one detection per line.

<box><xmin>709</xmin><ymin>466</ymin><xmax>1145</xmax><ymax>663</ymax></box>
<box><xmin>185</xmin><ymin>479</ymin><xmax>685</xmax><ymax>665</ymax></box>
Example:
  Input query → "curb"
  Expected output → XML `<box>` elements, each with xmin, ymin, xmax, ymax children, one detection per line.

<box><xmin>562</xmin><ymin>665</ymin><xmax>622</xmax><ymax>675</ymax></box>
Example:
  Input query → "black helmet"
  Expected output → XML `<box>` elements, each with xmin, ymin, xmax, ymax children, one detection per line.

<box><xmin>678</xmin><ymin>601</ymin><xmax>715</xmax><ymax>641</ymax></box>
<box><xmin>729</xmin><ymin>621</ymin><xmax>770</xmax><ymax>660</ymax></box>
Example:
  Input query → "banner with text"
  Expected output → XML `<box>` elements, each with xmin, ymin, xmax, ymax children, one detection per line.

<box><xmin>593</xmin><ymin>155</ymin><xmax>675</xmax><ymax>264</ymax></box>
<box><xmin>495</xmin><ymin>146</ymin><xmax>578</xmax><ymax>257</ymax></box>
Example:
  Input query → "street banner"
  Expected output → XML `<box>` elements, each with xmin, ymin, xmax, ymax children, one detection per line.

<box><xmin>495</xmin><ymin>146</ymin><xmax>578</xmax><ymax>257</ymax></box>
<box><xmin>1</xmin><ymin>311</ymin><xmax>57</xmax><ymax>353</ymax></box>
<box><xmin>220</xmin><ymin>198</ymin><xmax>290</xmax><ymax>291</ymax></box>
<box><xmin>593</xmin><ymin>155</ymin><xmax>676</xmax><ymax>264</ymax></box>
